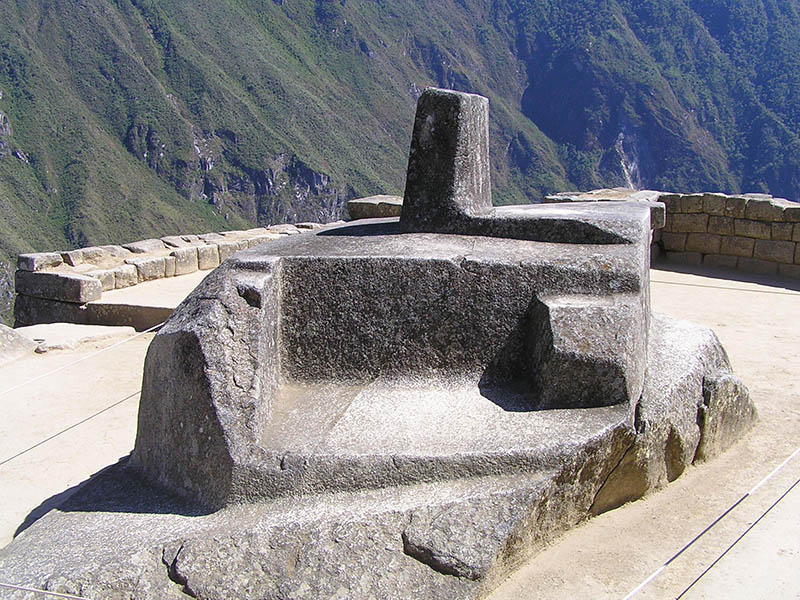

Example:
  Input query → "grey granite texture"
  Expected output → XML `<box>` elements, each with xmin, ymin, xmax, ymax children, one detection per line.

<box><xmin>589</xmin><ymin>313</ymin><xmax>756</xmax><ymax>514</ymax></box>
<box><xmin>400</xmin><ymin>87</ymin><xmax>492</xmax><ymax>233</ymax></box>
<box><xmin>130</xmin><ymin>217</ymin><xmax>653</xmax><ymax>509</ymax></box>
<box><xmin>161</xmin><ymin>235</ymin><xmax>202</xmax><ymax>249</ymax></box>
<box><xmin>0</xmin><ymin>309</ymin><xmax>755</xmax><ymax>599</ymax></box>
<box><xmin>544</xmin><ymin>188</ymin><xmax>666</xmax><ymax>231</ymax></box>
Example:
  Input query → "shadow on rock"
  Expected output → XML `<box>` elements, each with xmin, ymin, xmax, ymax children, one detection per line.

<box><xmin>317</xmin><ymin>221</ymin><xmax>401</xmax><ymax>237</ymax></box>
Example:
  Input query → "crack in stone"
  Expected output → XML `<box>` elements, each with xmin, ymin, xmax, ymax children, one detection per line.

<box><xmin>588</xmin><ymin>433</ymin><xmax>637</xmax><ymax>514</ymax></box>
<box><xmin>400</xmin><ymin>530</ymin><xmax>478</xmax><ymax>580</ymax></box>
<box><xmin>162</xmin><ymin>545</ymin><xmax>197</xmax><ymax>598</ymax></box>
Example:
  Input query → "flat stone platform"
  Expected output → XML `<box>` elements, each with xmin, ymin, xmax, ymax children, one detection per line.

<box><xmin>264</xmin><ymin>381</ymin><xmax>627</xmax><ymax>458</ymax></box>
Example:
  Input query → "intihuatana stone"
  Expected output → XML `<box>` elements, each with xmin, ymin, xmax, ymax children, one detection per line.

<box><xmin>0</xmin><ymin>88</ymin><xmax>757</xmax><ymax>600</ymax></box>
<box><xmin>401</xmin><ymin>88</ymin><xmax>491</xmax><ymax>233</ymax></box>
<box><xmin>696</xmin><ymin>372</ymin><xmax>757</xmax><ymax>461</ymax></box>
<box><xmin>544</xmin><ymin>188</ymin><xmax>666</xmax><ymax>230</ymax></box>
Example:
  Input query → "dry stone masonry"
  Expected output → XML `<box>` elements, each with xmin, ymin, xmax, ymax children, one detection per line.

<box><xmin>13</xmin><ymin>223</ymin><xmax>331</xmax><ymax>328</ymax></box>
<box><xmin>658</xmin><ymin>192</ymin><xmax>800</xmax><ymax>277</ymax></box>
<box><xmin>546</xmin><ymin>189</ymin><xmax>800</xmax><ymax>279</ymax></box>
<box><xmin>0</xmin><ymin>89</ymin><xmax>757</xmax><ymax>600</ymax></box>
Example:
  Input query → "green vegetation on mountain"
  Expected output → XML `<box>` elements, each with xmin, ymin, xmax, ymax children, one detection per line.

<box><xmin>1</xmin><ymin>0</ymin><xmax>800</xmax><ymax>323</ymax></box>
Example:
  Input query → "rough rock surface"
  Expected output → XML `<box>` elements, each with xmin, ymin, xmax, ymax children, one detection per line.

<box><xmin>401</xmin><ymin>88</ymin><xmax>492</xmax><ymax>233</ymax></box>
<box><xmin>0</xmin><ymin>306</ymin><xmax>755</xmax><ymax>599</ymax></box>
<box><xmin>590</xmin><ymin>314</ymin><xmax>757</xmax><ymax>515</ymax></box>
<box><xmin>130</xmin><ymin>214</ymin><xmax>652</xmax><ymax>509</ymax></box>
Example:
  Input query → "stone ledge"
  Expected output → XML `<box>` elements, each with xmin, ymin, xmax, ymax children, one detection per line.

<box><xmin>543</xmin><ymin>188</ymin><xmax>666</xmax><ymax>229</ymax></box>
<box><xmin>347</xmin><ymin>195</ymin><xmax>404</xmax><ymax>219</ymax></box>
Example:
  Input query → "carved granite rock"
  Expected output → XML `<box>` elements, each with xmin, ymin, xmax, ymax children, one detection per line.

<box><xmin>0</xmin><ymin>88</ymin><xmax>757</xmax><ymax>599</ymax></box>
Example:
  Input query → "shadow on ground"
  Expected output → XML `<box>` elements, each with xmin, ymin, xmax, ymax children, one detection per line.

<box><xmin>14</xmin><ymin>456</ymin><xmax>211</xmax><ymax>538</ymax></box>
<box><xmin>652</xmin><ymin>258</ymin><xmax>800</xmax><ymax>292</ymax></box>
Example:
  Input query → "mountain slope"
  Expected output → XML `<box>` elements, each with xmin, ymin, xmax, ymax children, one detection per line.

<box><xmin>1</xmin><ymin>0</ymin><xmax>800</xmax><ymax>323</ymax></box>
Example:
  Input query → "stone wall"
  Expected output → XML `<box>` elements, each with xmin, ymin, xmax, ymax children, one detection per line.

<box><xmin>545</xmin><ymin>189</ymin><xmax>800</xmax><ymax>279</ymax></box>
<box><xmin>13</xmin><ymin>222</ymin><xmax>332</xmax><ymax>327</ymax></box>
<box><xmin>658</xmin><ymin>193</ymin><xmax>800</xmax><ymax>278</ymax></box>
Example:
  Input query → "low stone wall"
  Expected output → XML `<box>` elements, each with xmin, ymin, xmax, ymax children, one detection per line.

<box><xmin>658</xmin><ymin>193</ymin><xmax>800</xmax><ymax>278</ymax></box>
<box><xmin>14</xmin><ymin>222</ymin><xmax>332</xmax><ymax>327</ymax></box>
<box><xmin>546</xmin><ymin>188</ymin><xmax>800</xmax><ymax>279</ymax></box>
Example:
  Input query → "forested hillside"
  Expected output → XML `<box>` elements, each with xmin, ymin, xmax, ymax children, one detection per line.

<box><xmin>1</xmin><ymin>0</ymin><xmax>800</xmax><ymax>322</ymax></box>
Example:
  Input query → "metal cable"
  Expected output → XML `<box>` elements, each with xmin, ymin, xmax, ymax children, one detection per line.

<box><xmin>622</xmin><ymin>447</ymin><xmax>800</xmax><ymax>599</ymax></box>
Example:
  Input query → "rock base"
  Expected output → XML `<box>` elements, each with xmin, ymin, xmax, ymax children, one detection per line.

<box><xmin>0</xmin><ymin>313</ymin><xmax>756</xmax><ymax>599</ymax></box>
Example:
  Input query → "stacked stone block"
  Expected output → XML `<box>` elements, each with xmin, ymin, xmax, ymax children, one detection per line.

<box><xmin>660</xmin><ymin>193</ymin><xmax>800</xmax><ymax>278</ymax></box>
